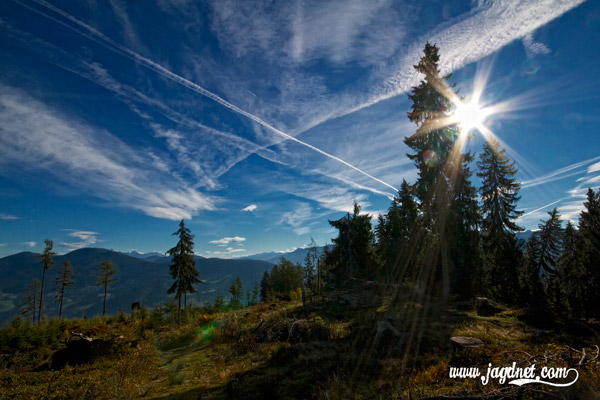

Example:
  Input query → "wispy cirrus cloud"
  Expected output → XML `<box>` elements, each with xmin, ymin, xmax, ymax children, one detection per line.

<box><xmin>21</xmin><ymin>241</ymin><xmax>36</xmax><ymax>247</ymax></box>
<box><xmin>0</xmin><ymin>86</ymin><xmax>215</xmax><ymax>220</ymax></box>
<box><xmin>209</xmin><ymin>236</ymin><xmax>246</xmax><ymax>246</ymax></box>
<box><xmin>519</xmin><ymin>156</ymin><xmax>600</xmax><ymax>226</ymax></box>
<box><xmin>0</xmin><ymin>214</ymin><xmax>19</xmax><ymax>221</ymax></box>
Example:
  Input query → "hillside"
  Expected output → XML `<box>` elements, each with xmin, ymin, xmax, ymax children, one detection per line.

<box><xmin>1</xmin><ymin>296</ymin><xmax>598</xmax><ymax>399</ymax></box>
<box><xmin>0</xmin><ymin>249</ymin><xmax>273</xmax><ymax>326</ymax></box>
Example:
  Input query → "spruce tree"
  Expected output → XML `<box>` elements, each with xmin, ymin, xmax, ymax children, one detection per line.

<box><xmin>54</xmin><ymin>259</ymin><xmax>74</xmax><ymax>319</ymax></box>
<box><xmin>404</xmin><ymin>43</ymin><xmax>466</xmax><ymax>296</ymax></box>
<box><xmin>260</xmin><ymin>271</ymin><xmax>271</xmax><ymax>302</ymax></box>
<box><xmin>327</xmin><ymin>202</ymin><xmax>378</xmax><ymax>287</ymax></box>
<box><xmin>578</xmin><ymin>188</ymin><xmax>600</xmax><ymax>318</ymax></box>
<box><xmin>376</xmin><ymin>180</ymin><xmax>420</xmax><ymax>283</ymax></box>
<box><xmin>166</xmin><ymin>220</ymin><xmax>201</xmax><ymax>323</ymax></box>
<box><xmin>229</xmin><ymin>276</ymin><xmax>243</xmax><ymax>307</ymax></box>
<box><xmin>96</xmin><ymin>260</ymin><xmax>117</xmax><ymax>316</ymax></box>
<box><xmin>303</xmin><ymin>238</ymin><xmax>319</xmax><ymax>292</ymax></box>
<box><xmin>22</xmin><ymin>278</ymin><xmax>40</xmax><ymax>324</ymax></box>
<box><xmin>477</xmin><ymin>137</ymin><xmax>523</xmax><ymax>302</ymax></box>
<box><xmin>213</xmin><ymin>291</ymin><xmax>225</xmax><ymax>312</ymax></box>
<box><xmin>558</xmin><ymin>221</ymin><xmax>585</xmax><ymax>318</ymax></box>
<box><xmin>37</xmin><ymin>239</ymin><xmax>56</xmax><ymax>323</ymax></box>
<box><xmin>251</xmin><ymin>283</ymin><xmax>259</xmax><ymax>305</ymax></box>
<box><xmin>536</xmin><ymin>208</ymin><xmax>563</xmax><ymax>280</ymax></box>
<box><xmin>519</xmin><ymin>235</ymin><xmax>545</xmax><ymax>311</ymax></box>
<box><xmin>448</xmin><ymin>154</ymin><xmax>481</xmax><ymax>298</ymax></box>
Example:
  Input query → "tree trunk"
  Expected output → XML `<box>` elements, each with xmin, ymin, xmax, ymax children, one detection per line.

<box><xmin>103</xmin><ymin>284</ymin><xmax>107</xmax><ymax>316</ymax></box>
<box><xmin>32</xmin><ymin>284</ymin><xmax>37</xmax><ymax>324</ymax></box>
<box><xmin>38</xmin><ymin>268</ymin><xmax>46</xmax><ymax>323</ymax></box>
<box><xmin>58</xmin><ymin>292</ymin><xmax>63</xmax><ymax>320</ymax></box>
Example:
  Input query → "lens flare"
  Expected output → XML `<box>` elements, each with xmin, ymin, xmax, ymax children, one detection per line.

<box><xmin>423</xmin><ymin>149</ymin><xmax>438</xmax><ymax>167</ymax></box>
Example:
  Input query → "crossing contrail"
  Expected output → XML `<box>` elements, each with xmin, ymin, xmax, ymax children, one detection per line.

<box><xmin>15</xmin><ymin>0</ymin><xmax>399</xmax><ymax>193</ymax></box>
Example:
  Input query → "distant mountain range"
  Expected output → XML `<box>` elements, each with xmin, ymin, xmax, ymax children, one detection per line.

<box><xmin>237</xmin><ymin>246</ymin><xmax>326</xmax><ymax>265</ymax></box>
<box><xmin>0</xmin><ymin>248</ymin><xmax>274</xmax><ymax>326</ymax></box>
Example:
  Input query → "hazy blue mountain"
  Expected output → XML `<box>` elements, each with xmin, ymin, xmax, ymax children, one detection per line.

<box><xmin>241</xmin><ymin>246</ymin><xmax>325</xmax><ymax>265</ymax></box>
<box><xmin>0</xmin><ymin>248</ymin><xmax>273</xmax><ymax>326</ymax></box>
<box><xmin>120</xmin><ymin>251</ymin><xmax>167</xmax><ymax>260</ymax></box>
<box><xmin>515</xmin><ymin>230</ymin><xmax>535</xmax><ymax>243</ymax></box>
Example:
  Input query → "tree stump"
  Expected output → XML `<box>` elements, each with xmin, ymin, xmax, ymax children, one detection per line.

<box><xmin>451</xmin><ymin>336</ymin><xmax>485</xmax><ymax>361</ymax></box>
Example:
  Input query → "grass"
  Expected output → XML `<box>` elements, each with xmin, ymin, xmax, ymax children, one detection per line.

<box><xmin>1</xmin><ymin>298</ymin><xmax>599</xmax><ymax>399</ymax></box>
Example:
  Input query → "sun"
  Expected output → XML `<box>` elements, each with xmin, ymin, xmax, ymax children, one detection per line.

<box><xmin>452</xmin><ymin>100</ymin><xmax>491</xmax><ymax>133</ymax></box>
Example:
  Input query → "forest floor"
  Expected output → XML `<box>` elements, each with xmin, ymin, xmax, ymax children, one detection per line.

<box><xmin>1</xmin><ymin>296</ymin><xmax>600</xmax><ymax>399</ymax></box>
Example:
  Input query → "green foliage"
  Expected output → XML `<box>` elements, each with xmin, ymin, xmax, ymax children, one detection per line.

<box><xmin>376</xmin><ymin>180</ymin><xmax>418</xmax><ymax>282</ymax></box>
<box><xmin>166</xmin><ymin>219</ymin><xmax>202</xmax><ymax>323</ymax></box>
<box><xmin>269</xmin><ymin>258</ymin><xmax>303</xmax><ymax>298</ymax></box>
<box><xmin>37</xmin><ymin>239</ymin><xmax>56</xmax><ymax>323</ymax></box>
<box><xmin>213</xmin><ymin>290</ymin><xmax>225</xmax><ymax>312</ymax></box>
<box><xmin>557</xmin><ymin>221</ymin><xmax>586</xmax><ymax>318</ymax></box>
<box><xmin>229</xmin><ymin>276</ymin><xmax>243</xmax><ymax>308</ymax></box>
<box><xmin>260</xmin><ymin>271</ymin><xmax>271</xmax><ymax>302</ymax></box>
<box><xmin>21</xmin><ymin>278</ymin><xmax>40</xmax><ymax>324</ymax></box>
<box><xmin>477</xmin><ymin>138</ymin><xmax>523</xmax><ymax>302</ymax></box>
<box><xmin>578</xmin><ymin>188</ymin><xmax>600</xmax><ymax>318</ymax></box>
<box><xmin>325</xmin><ymin>202</ymin><xmax>379</xmax><ymax>288</ymax></box>
<box><xmin>54</xmin><ymin>259</ymin><xmax>74</xmax><ymax>320</ymax></box>
<box><xmin>96</xmin><ymin>260</ymin><xmax>117</xmax><ymax>316</ymax></box>
<box><xmin>448</xmin><ymin>155</ymin><xmax>481</xmax><ymax>298</ymax></box>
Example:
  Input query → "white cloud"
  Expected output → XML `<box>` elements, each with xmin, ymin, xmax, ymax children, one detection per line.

<box><xmin>21</xmin><ymin>241</ymin><xmax>36</xmax><ymax>247</ymax></box>
<box><xmin>280</xmin><ymin>203</ymin><xmax>319</xmax><ymax>236</ymax></box>
<box><xmin>58</xmin><ymin>230</ymin><xmax>99</xmax><ymax>250</ymax></box>
<box><xmin>241</xmin><ymin>204</ymin><xmax>257</xmax><ymax>212</ymax></box>
<box><xmin>209</xmin><ymin>236</ymin><xmax>246</xmax><ymax>245</ymax></box>
<box><xmin>0</xmin><ymin>86</ymin><xmax>215</xmax><ymax>221</ymax></box>
<box><xmin>522</xmin><ymin>32</ymin><xmax>551</xmax><ymax>56</ymax></box>
<box><xmin>0</xmin><ymin>213</ymin><xmax>19</xmax><ymax>221</ymax></box>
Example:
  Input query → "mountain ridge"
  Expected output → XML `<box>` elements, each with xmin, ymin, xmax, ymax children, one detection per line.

<box><xmin>0</xmin><ymin>248</ymin><xmax>274</xmax><ymax>326</ymax></box>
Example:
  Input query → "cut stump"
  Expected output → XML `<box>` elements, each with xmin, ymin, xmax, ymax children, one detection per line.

<box><xmin>451</xmin><ymin>336</ymin><xmax>485</xmax><ymax>353</ymax></box>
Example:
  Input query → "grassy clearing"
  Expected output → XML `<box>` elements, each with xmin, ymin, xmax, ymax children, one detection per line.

<box><xmin>1</xmin><ymin>298</ymin><xmax>599</xmax><ymax>399</ymax></box>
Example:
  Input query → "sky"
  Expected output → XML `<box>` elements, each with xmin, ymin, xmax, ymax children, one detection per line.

<box><xmin>1</xmin><ymin>0</ymin><xmax>599</xmax><ymax>258</ymax></box>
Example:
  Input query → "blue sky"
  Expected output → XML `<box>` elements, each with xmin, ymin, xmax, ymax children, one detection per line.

<box><xmin>1</xmin><ymin>0</ymin><xmax>599</xmax><ymax>258</ymax></box>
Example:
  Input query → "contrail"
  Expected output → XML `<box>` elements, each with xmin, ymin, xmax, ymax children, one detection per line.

<box><xmin>16</xmin><ymin>0</ymin><xmax>399</xmax><ymax>193</ymax></box>
<box><xmin>520</xmin><ymin>197</ymin><xmax>566</xmax><ymax>218</ymax></box>
<box><xmin>522</xmin><ymin>155</ymin><xmax>600</xmax><ymax>189</ymax></box>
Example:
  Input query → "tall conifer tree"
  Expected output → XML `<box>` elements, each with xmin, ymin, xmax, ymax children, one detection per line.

<box><xmin>54</xmin><ymin>259</ymin><xmax>74</xmax><ymax>319</ymax></box>
<box><xmin>578</xmin><ymin>188</ymin><xmax>600</xmax><ymax>318</ymax></box>
<box><xmin>558</xmin><ymin>221</ymin><xmax>585</xmax><ymax>318</ymax></box>
<box><xmin>96</xmin><ymin>260</ymin><xmax>117</xmax><ymax>316</ymax></box>
<box><xmin>166</xmin><ymin>220</ymin><xmax>201</xmax><ymax>323</ymax></box>
<box><xmin>477</xmin><ymin>138</ymin><xmax>523</xmax><ymax>301</ymax></box>
<box><xmin>37</xmin><ymin>239</ymin><xmax>56</xmax><ymax>323</ymax></box>
<box><xmin>405</xmin><ymin>43</ymin><xmax>470</xmax><ymax>296</ymax></box>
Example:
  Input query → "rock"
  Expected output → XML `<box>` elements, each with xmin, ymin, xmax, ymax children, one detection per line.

<box><xmin>451</xmin><ymin>336</ymin><xmax>485</xmax><ymax>352</ymax></box>
<box><xmin>476</xmin><ymin>297</ymin><xmax>500</xmax><ymax>316</ymax></box>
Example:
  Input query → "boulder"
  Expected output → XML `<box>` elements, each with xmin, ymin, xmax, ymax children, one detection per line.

<box><xmin>476</xmin><ymin>297</ymin><xmax>500</xmax><ymax>316</ymax></box>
